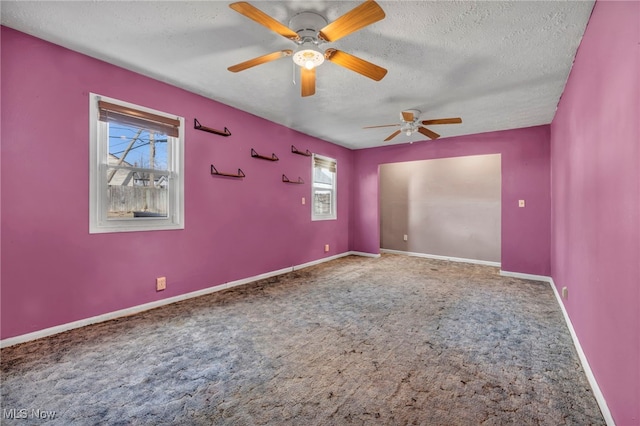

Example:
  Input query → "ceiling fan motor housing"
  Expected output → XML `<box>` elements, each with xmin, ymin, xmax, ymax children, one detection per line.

<box><xmin>289</xmin><ymin>11</ymin><xmax>328</xmax><ymax>45</ymax></box>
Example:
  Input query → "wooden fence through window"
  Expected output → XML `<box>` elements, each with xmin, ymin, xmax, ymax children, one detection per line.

<box><xmin>108</xmin><ymin>186</ymin><xmax>168</xmax><ymax>216</ymax></box>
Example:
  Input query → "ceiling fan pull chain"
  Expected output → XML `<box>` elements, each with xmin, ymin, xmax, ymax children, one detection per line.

<box><xmin>292</xmin><ymin>60</ymin><xmax>296</xmax><ymax>85</ymax></box>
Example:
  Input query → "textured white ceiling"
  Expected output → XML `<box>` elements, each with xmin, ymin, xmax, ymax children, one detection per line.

<box><xmin>1</xmin><ymin>1</ymin><xmax>594</xmax><ymax>149</ymax></box>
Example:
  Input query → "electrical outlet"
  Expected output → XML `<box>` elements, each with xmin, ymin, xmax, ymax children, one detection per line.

<box><xmin>403</xmin><ymin>234</ymin><xmax>408</xmax><ymax>241</ymax></box>
<box><xmin>324</xmin><ymin>244</ymin><xmax>330</xmax><ymax>252</ymax></box>
<box><xmin>518</xmin><ymin>200</ymin><xmax>525</xmax><ymax>208</ymax></box>
<box><xmin>302</xmin><ymin>197</ymin><xmax>306</xmax><ymax>205</ymax></box>
<box><xmin>156</xmin><ymin>277</ymin><xmax>167</xmax><ymax>291</ymax></box>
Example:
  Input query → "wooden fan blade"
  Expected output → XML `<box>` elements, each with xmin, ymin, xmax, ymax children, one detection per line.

<box><xmin>319</xmin><ymin>0</ymin><xmax>385</xmax><ymax>42</ymax></box>
<box><xmin>421</xmin><ymin>117</ymin><xmax>462</xmax><ymax>125</ymax></box>
<box><xmin>384</xmin><ymin>130</ymin><xmax>401</xmax><ymax>142</ymax></box>
<box><xmin>418</xmin><ymin>126</ymin><xmax>440</xmax><ymax>140</ymax></box>
<box><xmin>228</xmin><ymin>50</ymin><xmax>292</xmax><ymax>72</ymax></box>
<box><xmin>301</xmin><ymin>67</ymin><xmax>316</xmax><ymax>97</ymax></box>
<box><xmin>230</xmin><ymin>2</ymin><xmax>300</xmax><ymax>41</ymax></box>
<box><xmin>324</xmin><ymin>49</ymin><xmax>387</xmax><ymax>81</ymax></box>
<box><xmin>363</xmin><ymin>124</ymin><xmax>401</xmax><ymax>129</ymax></box>
<box><xmin>401</xmin><ymin>111</ymin><xmax>414</xmax><ymax>122</ymax></box>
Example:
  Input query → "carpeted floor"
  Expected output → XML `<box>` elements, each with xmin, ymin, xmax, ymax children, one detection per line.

<box><xmin>1</xmin><ymin>254</ymin><xmax>604</xmax><ymax>425</ymax></box>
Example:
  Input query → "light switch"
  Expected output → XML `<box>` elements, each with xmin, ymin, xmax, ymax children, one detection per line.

<box><xmin>302</xmin><ymin>197</ymin><xmax>306</xmax><ymax>205</ymax></box>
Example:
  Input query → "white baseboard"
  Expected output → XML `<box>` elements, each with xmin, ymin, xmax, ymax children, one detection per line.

<box><xmin>547</xmin><ymin>278</ymin><xmax>615</xmax><ymax>426</ymax></box>
<box><xmin>1</xmin><ymin>251</ymin><xmax>372</xmax><ymax>348</ymax></box>
<box><xmin>380</xmin><ymin>248</ymin><xmax>501</xmax><ymax>267</ymax></box>
<box><xmin>348</xmin><ymin>251</ymin><xmax>381</xmax><ymax>258</ymax></box>
<box><xmin>499</xmin><ymin>270</ymin><xmax>552</xmax><ymax>283</ymax></box>
<box><xmin>293</xmin><ymin>252</ymin><xmax>351</xmax><ymax>270</ymax></box>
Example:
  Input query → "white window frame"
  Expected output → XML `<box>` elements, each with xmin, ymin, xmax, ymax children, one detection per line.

<box><xmin>89</xmin><ymin>93</ymin><xmax>184</xmax><ymax>233</ymax></box>
<box><xmin>311</xmin><ymin>154</ymin><xmax>337</xmax><ymax>221</ymax></box>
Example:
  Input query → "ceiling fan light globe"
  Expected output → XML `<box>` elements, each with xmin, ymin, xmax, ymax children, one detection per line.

<box><xmin>406</xmin><ymin>130</ymin><xmax>412</xmax><ymax>136</ymax></box>
<box><xmin>293</xmin><ymin>48</ymin><xmax>324</xmax><ymax>69</ymax></box>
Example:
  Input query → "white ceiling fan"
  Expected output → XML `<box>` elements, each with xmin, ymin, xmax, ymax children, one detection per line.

<box><xmin>364</xmin><ymin>110</ymin><xmax>462</xmax><ymax>142</ymax></box>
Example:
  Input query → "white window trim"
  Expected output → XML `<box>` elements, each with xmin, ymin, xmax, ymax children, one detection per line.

<box><xmin>89</xmin><ymin>93</ymin><xmax>185</xmax><ymax>233</ymax></box>
<box><xmin>311</xmin><ymin>153</ymin><xmax>337</xmax><ymax>221</ymax></box>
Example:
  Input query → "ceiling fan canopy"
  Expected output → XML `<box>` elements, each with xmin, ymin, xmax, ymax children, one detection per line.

<box><xmin>228</xmin><ymin>1</ymin><xmax>388</xmax><ymax>97</ymax></box>
<box><xmin>364</xmin><ymin>110</ymin><xmax>463</xmax><ymax>142</ymax></box>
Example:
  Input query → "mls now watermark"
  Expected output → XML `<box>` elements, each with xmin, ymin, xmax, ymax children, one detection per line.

<box><xmin>3</xmin><ymin>408</ymin><xmax>57</xmax><ymax>420</ymax></box>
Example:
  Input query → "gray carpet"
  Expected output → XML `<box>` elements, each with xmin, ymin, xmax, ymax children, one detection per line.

<box><xmin>1</xmin><ymin>254</ymin><xmax>604</xmax><ymax>425</ymax></box>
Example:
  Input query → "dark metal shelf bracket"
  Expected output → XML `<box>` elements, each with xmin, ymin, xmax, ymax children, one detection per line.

<box><xmin>282</xmin><ymin>174</ymin><xmax>304</xmax><ymax>184</ymax></box>
<box><xmin>211</xmin><ymin>164</ymin><xmax>245</xmax><ymax>178</ymax></box>
<box><xmin>195</xmin><ymin>118</ymin><xmax>231</xmax><ymax>137</ymax></box>
<box><xmin>251</xmin><ymin>148</ymin><xmax>279</xmax><ymax>161</ymax></box>
<box><xmin>291</xmin><ymin>145</ymin><xmax>311</xmax><ymax>156</ymax></box>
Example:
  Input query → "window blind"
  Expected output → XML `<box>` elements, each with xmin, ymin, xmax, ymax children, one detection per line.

<box><xmin>313</xmin><ymin>155</ymin><xmax>337</xmax><ymax>173</ymax></box>
<box><xmin>98</xmin><ymin>100</ymin><xmax>180</xmax><ymax>137</ymax></box>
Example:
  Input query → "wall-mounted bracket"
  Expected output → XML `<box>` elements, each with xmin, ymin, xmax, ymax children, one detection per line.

<box><xmin>291</xmin><ymin>145</ymin><xmax>311</xmax><ymax>156</ymax></box>
<box><xmin>282</xmin><ymin>174</ymin><xmax>304</xmax><ymax>184</ymax></box>
<box><xmin>195</xmin><ymin>118</ymin><xmax>232</xmax><ymax>137</ymax></box>
<box><xmin>211</xmin><ymin>164</ymin><xmax>245</xmax><ymax>178</ymax></box>
<box><xmin>251</xmin><ymin>148</ymin><xmax>279</xmax><ymax>161</ymax></box>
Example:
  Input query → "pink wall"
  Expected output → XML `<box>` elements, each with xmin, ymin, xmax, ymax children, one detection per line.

<box><xmin>3</xmin><ymin>3</ymin><xmax>635</xmax><ymax>419</ymax></box>
<box><xmin>351</xmin><ymin>126</ymin><xmax>551</xmax><ymax>276</ymax></box>
<box><xmin>0</xmin><ymin>27</ymin><xmax>353</xmax><ymax>340</ymax></box>
<box><xmin>550</xmin><ymin>1</ymin><xmax>640</xmax><ymax>424</ymax></box>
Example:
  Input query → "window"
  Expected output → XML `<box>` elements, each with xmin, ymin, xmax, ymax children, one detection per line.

<box><xmin>89</xmin><ymin>93</ymin><xmax>184</xmax><ymax>233</ymax></box>
<box><xmin>312</xmin><ymin>154</ymin><xmax>337</xmax><ymax>221</ymax></box>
